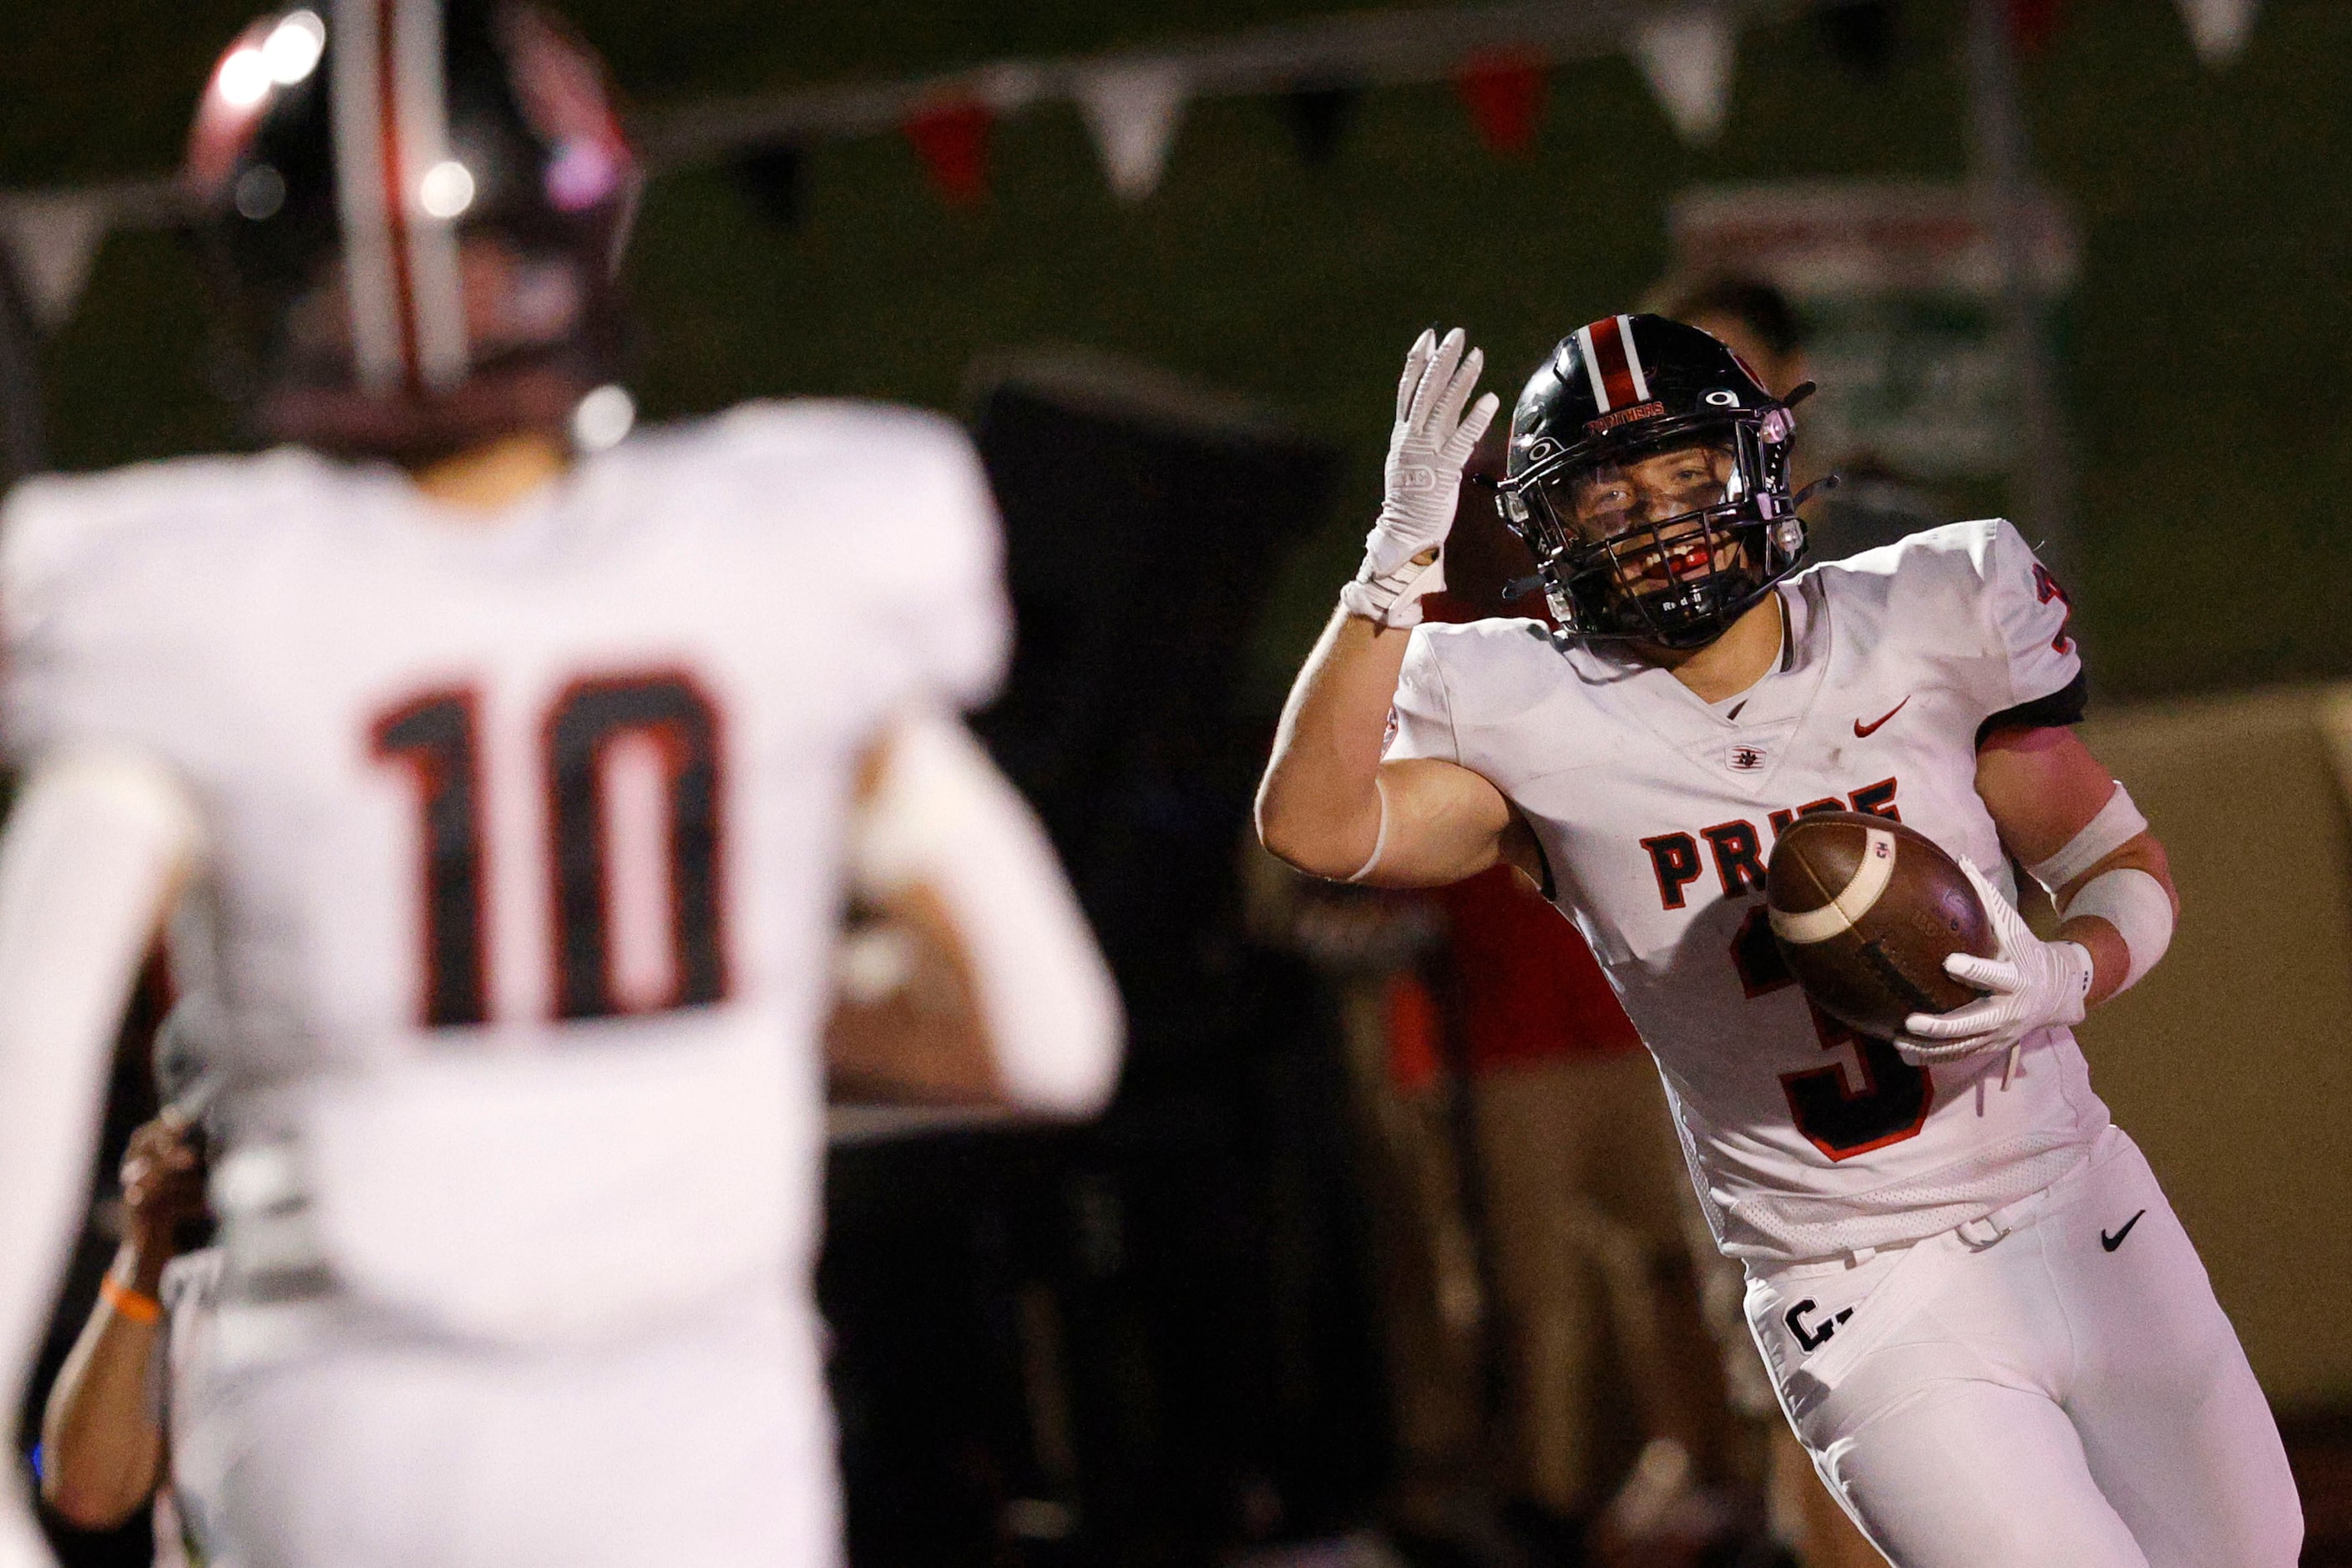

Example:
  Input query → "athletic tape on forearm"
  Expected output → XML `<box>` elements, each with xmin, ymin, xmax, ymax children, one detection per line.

<box><xmin>847</xmin><ymin>711</ymin><xmax>1123</xmax><ymax>1117</ymax></box>
<box><xmin>2059</xmin><ymin>866</ymin><xmax>2173</xmax><ymax>993</ymax></box>
<box><xmin>2026</xmin><ymin>783</ymin><xmax>2148</xmax><ymax>893</ymax></box>
<box><xmin>1337</xmin><ymin>553</ymin><xmax>1445</xmax><ymax>629</ymax></box>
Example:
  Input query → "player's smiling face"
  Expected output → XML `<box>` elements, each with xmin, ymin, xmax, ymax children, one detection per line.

<box><xmin>1564</xmin><ymin>441</ymin><xmax>1740</xmax><ymax>589</ymax></box>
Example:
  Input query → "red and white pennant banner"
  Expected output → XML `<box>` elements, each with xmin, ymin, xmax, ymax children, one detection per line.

<box><xmin>1630</xmin><ymin>9</ymin><xmax>1737</xmax><ymax>147</ymax></box>
<box><xmin>0</xmin><ymin>0</ymin><xmax>2274</xmax><ymax>300</ymax></box>
<box><xmin>1079</xmin><ymin>64</ymin><xmax>1190</xmax><ymax>200</ymax></box>
<box><xmin>0</xmin><ymin>192</ymin><xmax>110</xmax><ymax>333</ymax></box>
<box><xmin>2175</xmin><ymin>0</ymin><xmax>2258</xmax><ymax>65</ymax></box>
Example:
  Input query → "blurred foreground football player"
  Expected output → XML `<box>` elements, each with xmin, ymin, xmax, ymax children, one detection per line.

<box><xmin>1258</xmin><ymin>321</ymin><xmax>2300</xmax><ymax>1565</ymax></box>
<box><xmin>0</xmin><ymin>5</ymin><xmax>1119</xmax><ymax>1567</ymax></box>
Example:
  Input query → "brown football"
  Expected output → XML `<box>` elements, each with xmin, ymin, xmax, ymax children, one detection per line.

<box><xmin>1766</xmin><ymin>812</ymin><xmax>1998</xmax><ymax>1039</ymax></box>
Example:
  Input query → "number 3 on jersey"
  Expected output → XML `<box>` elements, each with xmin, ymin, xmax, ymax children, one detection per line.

<box><xmin>372</xmin><ymin>670</ymin><xmax>729</xmax><ymax>1027</ymax></box>
<box><xmin>1731</xmin><ymin>905</ymin><xmax>1932</xmax><ymax>1161</ymax></box>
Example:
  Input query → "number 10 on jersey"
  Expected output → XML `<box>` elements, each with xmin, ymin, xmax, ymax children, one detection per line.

<box><xmin>371</xmin><ymin>671</ymin><xmax>730</xmax><ymax>1028</ymax></box>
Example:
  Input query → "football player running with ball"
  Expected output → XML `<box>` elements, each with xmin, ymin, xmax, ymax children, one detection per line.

<box><xmin>1258</xmin><ymin>321</ymin><xmax>2301</xmax><ymax>1566</ymax></box>
<box><xmin>0</xmin><ymin>4</ymin><xmax>1119</xmax><ymax>1568</ymax></box>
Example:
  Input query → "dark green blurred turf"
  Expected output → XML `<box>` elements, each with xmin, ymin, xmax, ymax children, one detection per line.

<box><xmin>5</xmin><ymin>0</ymin><xmax>2349</xmax><ymax>705</ymax></box>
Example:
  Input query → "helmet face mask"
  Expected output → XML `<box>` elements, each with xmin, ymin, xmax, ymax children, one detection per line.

<box><xmin>1498</xmin><ymin>316</ymin><xmax>1808</xmax><ymax>651</ymax></box>
<box><xmin>277</xmin><ymin>243</ymin><xmax>589</xmax><ymax>377</ymax></box>
<box><xmin>250</xmin><ymin>230</ymin><xmax>615</xmax><ymax>458</ymax></box>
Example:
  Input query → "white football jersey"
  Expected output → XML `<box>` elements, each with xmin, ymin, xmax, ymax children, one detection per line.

<box><xmin>153</xmin><ymin>1247</ymin><xmax>224</xmax><ymax>1568</ymax></box>
<box><xmin>1389</xmin><ymin>519</ymin><xmax>2109</xmax><ymax>1264</ymax></box>
<box><xmin>1</xmin><ymin>398</ymin><xmax>1007</xmax><ymax>1337</ymax></box>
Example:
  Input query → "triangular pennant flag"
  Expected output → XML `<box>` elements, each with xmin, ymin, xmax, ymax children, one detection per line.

<box><xmin>2175</xmin><ymin>0</ymin><xmax>2258</xmax><ymax>64</ymax></box>
<box><xmin>1455</xmin><ymin>51</ymin><xmax>1549</xmax><ymax>157</ymax></box>
<box><xmin>1818</xmin><ymin>0</ymin><xmax>1898</xmax><ymax>78</ymax></box>
<box><xmin>1077</xmin><ymin>63</ymin><xmax>1188</xmax><ymax>200</ymax></box>
<box><xmin>727</xmin><ymin>142</ymin><xmax>806</xmax><ymax>230</ymax></box>
<box><xmin>1631</xmin><ymin>10</ymin><xmax>1737</xmax><ymax>146</ymax></box>
<box><xmin>0</xmin><ymin>192</ymin><xmax>109</xmax><ymax>333</ymax></box>
<box><xmin>976</xmin><ymin>63</ymin><xmax>1047</xmax><ymax>116</ymax></box>
<box><xmin>1281</xmin><ymin>83</ymin><xmax>1360</xmax><ymax>166</ymax></box>
<box><xmin>2006</xmin><ymin>0</ymin><xmax>2064</xmax><ymax>54</ymax></box>
<box><xmin>904</xmin><ymin>99</ymin><xmax>994</xmax><ymax>208</ymax></box>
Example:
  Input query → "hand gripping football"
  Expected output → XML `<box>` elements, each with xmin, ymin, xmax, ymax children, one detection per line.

<box><xmin>1766</xmin><ymin>812</ymin><xmax>1997</xmax><ymax>1039</ymax></box>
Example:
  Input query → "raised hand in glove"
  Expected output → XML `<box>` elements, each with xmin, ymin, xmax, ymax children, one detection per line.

<box><xmin>1338</xmin><ymin>326</ymin><xmax>1500</xmax><ymax>629</ymax></box>
<box><xmin>1899</xmin><ymin>857</ymin><xmax>2092</xmax><ymax>1070</ymax></box>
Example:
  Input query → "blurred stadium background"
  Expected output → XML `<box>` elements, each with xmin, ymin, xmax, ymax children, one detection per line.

<box><xmin>3</xmin><ymin>0</ymin><xmax>2348</xmax><ymax>1564</ymax></box>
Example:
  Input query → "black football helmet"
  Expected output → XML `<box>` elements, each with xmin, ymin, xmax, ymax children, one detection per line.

<box><xmin>184</xmin><ymin>0</ymin><xmax>639</xmax><ymax>461</ymax></box>
<box><xmin>1496</xmin><ymin>314</ymin><xmax>1809</xmax><ymax>649</ymax></box>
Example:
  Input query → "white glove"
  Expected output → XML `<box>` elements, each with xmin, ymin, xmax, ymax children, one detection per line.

<box><xmin>1899</xmin><ymin>857</ymin><xmax>2092</xmax><ymax>1069</ymax></box>
<box><xmin>1338</xmin><ymin>326</ymin><xmax>1500</xmax><ymax>629</ymax></box>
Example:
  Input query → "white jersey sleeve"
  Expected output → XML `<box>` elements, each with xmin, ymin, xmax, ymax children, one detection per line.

<box><xmin>715</xmin><ymin>401</ymin><xmax>1011</xmax><ymax>717</ymax></box>
<box><xmin>1385</xmin><ymin>625</ymin><xmax>1465</xmax><ymax>765</ymax></box>
<box><xmin>153</xmin><ymin>1247</ymin><xmax>225</xmax><ymax>1568</ymax></box>
<box><xmin>1963</xmin><ymin>517</ymin><xmax>2082</xmax><ymax>727</ymax></box>
<box><xmin>0</xmin><ymin>462</ymin><xmax>222</xmax><ymax>768</ymax></box>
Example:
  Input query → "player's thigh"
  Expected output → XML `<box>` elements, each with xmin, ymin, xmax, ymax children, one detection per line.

<box><xmin>1817</xmin><ymin>1379</ymin><xmax>2147</xmax><ymax>1568</ymax></box>
<box><xmin>2054</xmin><ymin>1151</ymin><xmax>2304</xmax><ymax>1566</ymax></box>
<box><xmin>2079</xmin><ymin>1335</ymin><xmax>2303</xmax><ymax>1568</ymax></box>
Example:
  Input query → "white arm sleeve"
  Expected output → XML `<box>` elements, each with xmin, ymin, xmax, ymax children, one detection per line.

<box><xmin>1975</xmin><ymin>518</ymin><xmax>2084</xmax><ymax>720</ymax></box>
<box><xmin>0</xmin><ymin>751</ymin><xmax>200</xmax><ymax>1511</ymax></box>
<box><xmin>2060</xmin><ymin>865</ymin><xmax>2174</xmax><ymax>994</ymax></box>
<box><xmin>2026</xmin><ymin>782</ymin><xmax>2149</xmax><ymax>893</ymax></box>
<box><xmin>1383</xmin><ymin>629</ymin><xmax>1462</xmax><ymax>766</ymax></box>
<box><xmin>846</xmin><ymin>712</ymin><xmax>1123</xmax><ymax>1119</ymax></box>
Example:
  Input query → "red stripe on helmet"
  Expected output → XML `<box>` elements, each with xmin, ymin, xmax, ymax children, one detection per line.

<box><xmin>1585</xmin><ymin>315</ymin><xmax>1641</xmax><ymax>416</ymax></box>
<box><xmin>374</xmin><ymin>0</ymin><xmax>422</xmax><ymax>392</ymax></box>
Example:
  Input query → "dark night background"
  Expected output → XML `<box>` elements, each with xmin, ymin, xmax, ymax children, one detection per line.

<box><xmin>4</xmin><ymin>2</ymin><xmax>2350</xmax><ymax>1564</ymax></box>
<box><xmin>3</xmin><ymin>0</ymin><xmax>2350</xmax><ymax>701</ymax></box>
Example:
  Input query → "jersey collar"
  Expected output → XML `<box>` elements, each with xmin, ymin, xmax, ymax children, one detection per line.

<box><xmin>1584</xmin><ymin>579</ymin><xmax>1835</xmax><ymax>798</ymax></box>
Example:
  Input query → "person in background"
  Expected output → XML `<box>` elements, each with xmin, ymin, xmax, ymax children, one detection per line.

<box><xmin>1239</xmin><ymin>854</ymin><xmax>1487</xmax><ymax>1560</ymax></box>
<box><xmin>40</xmin><ymin>1007</ymin><xmax>220</xmax><ymax>1565</ymax></box>
<box><xmin>1656</xmin><ymin>276</ymin><xmax>1947</xmax><ymax>564</ymax></box>
<box><xmin>1654</xmin><ymin>278</ymin><xmax>1808</xmax><ymax>416</ymax></box>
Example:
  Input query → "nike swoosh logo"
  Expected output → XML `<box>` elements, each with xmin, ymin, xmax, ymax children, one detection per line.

<box><xmin>1854</xmin><ymin>696</ymin><xmax>1910</xmax><ymax>738</ymax></box>
<box><xmin>2101</xmin><ymin>1210</ymin><xmax>2147</xmax><ymax>1252</ymax></box>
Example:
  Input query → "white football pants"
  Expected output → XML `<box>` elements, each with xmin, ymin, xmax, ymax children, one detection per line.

<box><xmin>180</xmin><ymin>1292</ymin><xmax>839</xmax><ymax>1568</ymax></box>
<box><xmin>1743</xmin><ymin>1126</ymin><xmax>2301</xmax><ymax>1568</ymax></box>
